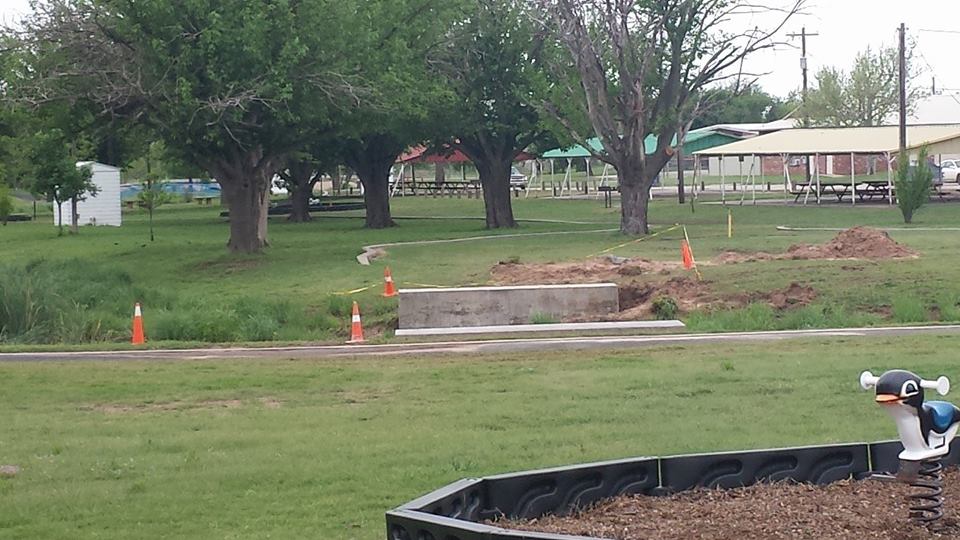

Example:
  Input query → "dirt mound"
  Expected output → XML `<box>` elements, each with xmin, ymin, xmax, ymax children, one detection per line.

<box><xmin>787</xmin><ymin>226</ymin><xmax>917</xmax><ymax>260</ymax></box>
<box><xmin>498</xmin><ymin>468</ymin><xmax>960</xmax><ymax>539</ymax></box>
<box><xmin>616</xmin><ymin>277</ymin><xmax>730</xmax><ymax>320</ymax></box>
<box><xmin>714</xmin><ymin>227</ymin><xmax>917</xmax><ymax>265</ymax></box>
<box><xmin>764</xmin><ymin>282</ymin><xmax>817</xmax><ymax>310</ymax></box>
<box><xmin>491</xmin><ymin>258</ymin><xmax>680</xmax><ymax>285</ymax></box>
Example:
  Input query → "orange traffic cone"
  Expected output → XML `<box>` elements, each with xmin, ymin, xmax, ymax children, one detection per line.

<box><xmin>131</xmin><ymin>303</ymin><xmax>146</xmax><ymax>345</ymax></box>
<box><xmin>348</xmin><ymin>301</ymin><xmax>365</xmax><ymax>344</ymax></box>
<box><xmin>383</xmin><ymin>267</ymin><xmax>398</xmax><ymax>298</ymax></box>
<box><xmin>681</xmin><ymin>240</ymin><xmax>694</xmax><ymax>270</ymax></box>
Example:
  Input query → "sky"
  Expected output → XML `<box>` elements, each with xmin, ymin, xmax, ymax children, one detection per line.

<box><xmin>1</xmin><ymin>0</ymin><xmax>958</xmax><ymax>99</ymax></box>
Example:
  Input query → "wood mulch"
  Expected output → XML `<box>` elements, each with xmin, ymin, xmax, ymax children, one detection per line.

<box><xmin>494</xmin><ymin>468</ymin><xmax>960</xmax><ymax>539</ymax></box>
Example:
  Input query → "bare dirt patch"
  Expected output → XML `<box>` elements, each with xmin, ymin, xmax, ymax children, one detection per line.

<box><xmin>616</xmin><ymin>278</ymin><xmax>728</xmax><ymax>320</ymax></box>
<box><xmin>491</xmin><ymin>258</ymin><xmax>818</xmax><ymax>320</ymax></box>
<box><xmin>491</xmin><ymin>258</ymin><xmax>681</xmax><ymax>285</ymax></box>
<box><xmin>258</xmin><ymin>397</ymin><xmax>284</xmax><ymax>409</ymax></box>
<box><xmin>88</xmin><ymin>399</ymin><xmax>245</xmax><ymax>414</ymax></box>
<box><xmin>715</xmin><ymin>227</ymin><xmax>918</xmax><ymax>264</ymax></box>
<box><xmin>764</xmin><ymin>282</ymin><xmax>817</xmax><ymax>310</ymax></box>
<box><xmin>497</xmin><ymin>468</ymin><xmax>960</xmax><ymax>539</ymax></box>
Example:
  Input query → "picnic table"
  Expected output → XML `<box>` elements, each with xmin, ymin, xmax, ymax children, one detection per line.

<box><xmin>790</xmin><ymin>180</ymin><xmax>945</xmax><ymax>204</ymax></box>
<box><xmin>790</xmin><ymin>182</ymin><xmax>854</xmax><ymax>203</ymax></box>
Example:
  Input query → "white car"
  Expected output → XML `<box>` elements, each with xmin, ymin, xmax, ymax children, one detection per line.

<box><xmin>941</xmin><ymin>159</ymin><xmax>960</xmax><ymax>183</ymax></box>
<box><xmin>510</xmin><ymin>166</ymin><xmax>527</xmax><ymax>188</ymax></box>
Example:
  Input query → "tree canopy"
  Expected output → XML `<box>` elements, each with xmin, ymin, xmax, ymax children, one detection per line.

<box><xmin>805</xmin><ymin>45</ymin><xmax>924</xmax><ymax>127</ymax></box>
<box><xmin>5</xmin><ymin>0</ymin><xmax>362</xmax><ymax>252</ymax></box>
<box><xmin>692</xmin><ymin>85</ymin><xmax>795</xmax><ymax>130</ymax></box>
<box><xmin>434</xmin><ymin>0</ymin><xmax>555</xmax><ymax>228</ymax></box>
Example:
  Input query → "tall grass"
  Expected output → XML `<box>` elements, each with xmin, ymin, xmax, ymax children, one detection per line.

<box><xmin>685</xmin><ymin>303</ymin><xmax>882</xmax><ymax>333</ymax></box>
<box><xmin>0</xmin><ymin>260</ymin><xmax>340</xmax><ymax>344</ymax></box>
<box><xmin>891</xmin><ymin>295</ymin><xmax>928</xmax><ymax>324</ymax></box>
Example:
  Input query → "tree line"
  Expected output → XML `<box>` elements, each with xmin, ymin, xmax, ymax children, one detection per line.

<box><xmin>0</xmin><ymin>0</ymin><xmax>809</xmax><ymax>253</ymax></box>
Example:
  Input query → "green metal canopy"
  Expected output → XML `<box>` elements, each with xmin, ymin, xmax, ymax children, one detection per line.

<box><xmin>540</xmin><ymin>130</ymin><xmax>743</xmax><ymax>159</ymax></box>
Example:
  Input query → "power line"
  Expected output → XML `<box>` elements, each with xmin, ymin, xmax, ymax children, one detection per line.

<box><xmin>913</xmin><ymin>36</ymin><xmax>960</xmax><ymax>109</ymax></box>
<box><xmin>917</xmin><ymin>29</ymin><xmax>960</xmax><ymax>35</ymax></box>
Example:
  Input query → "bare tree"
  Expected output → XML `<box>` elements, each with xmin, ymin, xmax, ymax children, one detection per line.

<box><xmin>537</xmin><ymin>0</ymin><xmax>804</xmax><ymax>234</ymax></box>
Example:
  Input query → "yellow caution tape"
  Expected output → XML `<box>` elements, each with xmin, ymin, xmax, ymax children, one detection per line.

<box><xmin>586</xmin><ymin>224</ymin><xmax>682</xmax><ymax>259</ymax></box>
<box><xmin>331</xmin><ymin>284</ymin><xmax>376</xmax><ymax>296</ymax></box>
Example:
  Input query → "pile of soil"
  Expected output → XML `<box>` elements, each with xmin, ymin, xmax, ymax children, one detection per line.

<box><xmin>496</xmin><ymin>469</ymin><xmax>960</xmax><ymax>539</ymax></box>
<box><xmin>612</xmin><ymin>280</ymin><xmax>816</xmax><ymax>320</ymax></box>
<box><xmin>716</xmin><ymin>227</ymin><xmax>918</xmax><ymax>264</ymax></box>
<box><xmin>491</xmin><ymin>258</ymin><xmax>680</xmax><ymax>285</ymax></box>
<box><xmin>765</xmin><ymin>282</ymin><xmax>817</xmax><ymax>310</ymax></box>
<box><xmin>616</xmin><ymin>277</ymin><xmax>731</xmax><ymax>320</ymax></box>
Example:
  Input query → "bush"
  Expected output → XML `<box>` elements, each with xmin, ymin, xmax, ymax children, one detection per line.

<box><xmin>651</xmin><ymin>296</ymin><xmax>679</xmax><ymax>320</ymax></box>
<box><xmin>895</xmin><ymin>147</ymin><xmax>933</xmax><ymax>224</ymax></box>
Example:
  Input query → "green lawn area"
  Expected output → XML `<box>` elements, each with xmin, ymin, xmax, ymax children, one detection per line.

<box><xmin>1</xmin><ymin>335</ymin><xmax>956</xmax><ymax>539</ymax></box>
<box><xmin>2</xmin><ymin>194</ymin><xmax>960</xmax><ymax>345</ymax></box>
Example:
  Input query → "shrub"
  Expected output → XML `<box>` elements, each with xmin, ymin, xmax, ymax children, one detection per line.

<box><xmin>895</xmin><ymin>147</ymin><xmax>933</xmax><ymax>224</ymax></box>
<box><xmin>651</xmin><ymin>296</ymin><xmax>679</xmax><ymax>320</ymax></box>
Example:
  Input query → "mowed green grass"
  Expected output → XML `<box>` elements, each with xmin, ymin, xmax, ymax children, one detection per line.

<box><xmin>2</xmin><ymin>194</ymin><xmax>960</xmax><ymax>345</ymax></box>
<box><xmin>1</xmin><ymin>335</ymin><xmax>957</xmax><ymax>539</ymax></box>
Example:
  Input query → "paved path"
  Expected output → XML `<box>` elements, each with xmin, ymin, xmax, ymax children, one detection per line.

<box><xmin>2</xmin><ymin>325</ymin><xmax>959</xmax><ymax>363</ymax></box>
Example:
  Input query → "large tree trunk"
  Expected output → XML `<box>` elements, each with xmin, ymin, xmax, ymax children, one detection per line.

<box><xmin>208</xmin><ymin>150</ymin><xmax>275</xmax><ymax>253</ymax></box>
<box><xmin>360</xmin><ymin>174</ymin><xmax>393</xmax><ymax>228</ymax></box>
<box><xmin>289</xmin><ymin>186</ymin><xmax>313</xmax><ymax>223</ymax></box>
<box><xmin>618</xmin><ymin>170</ymin><xmax>652</xmax><ymax>235</ymax></box>
<box><xmin>283</xmin><ymin>161</ymin><xmax>317</xmax><ymax>223</ymax></box>
<box><xmin>343</xmin><ymin>136</ymin><xmax>402</xmax><ymax>229</ymax></box>
<box><xmin>476</xmin><ymin>158</ymin><xmax>517</xmax><ymax>229</ymax></box>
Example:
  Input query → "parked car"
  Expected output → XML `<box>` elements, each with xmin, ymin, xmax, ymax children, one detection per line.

<box><xmin>941</xmin><ymin>159</ymin><xmax>960</xmax><ymax>183</ymax></box>
<box><xmin>510</xmin><ymin>166</ymin><xmax>527</xmax><ymax>188</ymax></box>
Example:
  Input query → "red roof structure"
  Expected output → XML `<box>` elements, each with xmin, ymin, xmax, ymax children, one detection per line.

<box><xmin>397</xmin><ymin>146</ymin><xmax>536</xmax><ymax>164</ymax></box>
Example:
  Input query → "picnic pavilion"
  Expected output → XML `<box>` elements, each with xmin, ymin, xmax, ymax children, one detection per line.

<box><xmin>693</xmin><ymin>124</ymin><xmax>960</xmax><ymax>205</ymax></box>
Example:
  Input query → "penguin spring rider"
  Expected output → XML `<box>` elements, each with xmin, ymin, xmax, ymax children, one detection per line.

<box><xmin>860</xmin><ymin>369</ymin><xmax>960</xmax><ymax>525</ymax></box>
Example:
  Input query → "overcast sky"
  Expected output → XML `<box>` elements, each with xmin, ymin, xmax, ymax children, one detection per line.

<box><xmin>2</xmin><ymin>0</ymin><xmax>957</xmax><ymax>99</ymax></box>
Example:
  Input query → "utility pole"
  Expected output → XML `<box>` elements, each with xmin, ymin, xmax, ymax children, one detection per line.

<box><xmin>899</xmin><ymin>23</ymin><xmax>907</xmax><ymax>155</ymax></box>
<box><xmin>788</xmin><ymin>27</ymin><xmax>818</xmax><ymax>182</ymax></box>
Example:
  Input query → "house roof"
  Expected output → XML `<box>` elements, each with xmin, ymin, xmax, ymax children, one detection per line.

<box><xmin>693</xmin><ymin>125</ymin><xmax>960</xmax><ymax>156</ymax></box>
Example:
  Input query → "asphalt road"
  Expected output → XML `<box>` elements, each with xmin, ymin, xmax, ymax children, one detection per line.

<box><xmin>2</xmin><ymin>325</ymin><xmax>959</xmax><ymax>362</ymax></box>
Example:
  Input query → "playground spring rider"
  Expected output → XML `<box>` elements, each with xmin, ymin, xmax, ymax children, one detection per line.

<box><xmin>860</xmin><ymin>369</ymin><xmax>960</xmax><ymax>525</ymax></box>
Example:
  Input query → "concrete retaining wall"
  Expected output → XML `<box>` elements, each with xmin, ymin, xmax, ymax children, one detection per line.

<box><xmin>398</xmin><ymin>284</ymin><xmax>620</xmax><ymax>329</ymax></box>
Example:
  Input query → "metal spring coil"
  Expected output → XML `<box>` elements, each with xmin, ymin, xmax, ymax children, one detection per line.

<box><xmin>909</xmin><ymin>458</ymin><xmax>944</xmax><ymax>524</ymax></box>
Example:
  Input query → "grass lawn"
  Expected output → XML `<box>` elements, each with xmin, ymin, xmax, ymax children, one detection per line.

<box><xmin>1</xmin><ymin>334</ymin><xmax>957</xmax><ymax>539</ymax></box>
<box><xmin>2</xmin><ymin>193</ymin><xmax>960</xmax><ymax>345</ymax></box>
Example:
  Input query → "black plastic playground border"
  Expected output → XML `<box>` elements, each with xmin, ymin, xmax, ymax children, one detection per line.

<box><xmin>386</xmin><ymin>440</ymin><xmax>960</xmax><ymax>540</ymax></box>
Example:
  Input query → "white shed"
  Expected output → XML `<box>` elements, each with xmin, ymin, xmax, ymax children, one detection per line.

<box><xmin>53</xmin><ymin>162</ymin><xmax>122</xmax><ymax>227</ymax></box>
